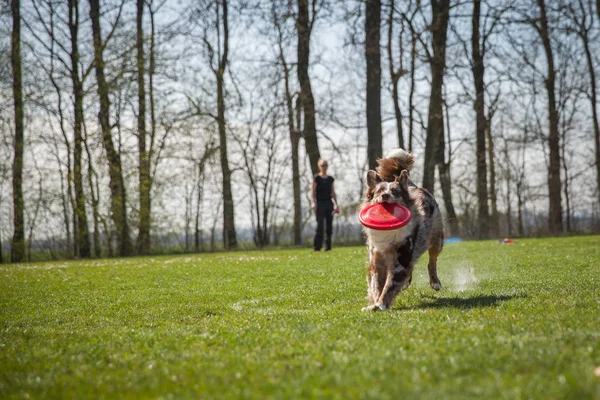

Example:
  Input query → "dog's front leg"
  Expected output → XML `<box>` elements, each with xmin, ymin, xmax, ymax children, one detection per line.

<box><xmin>366</xmin><ymin>265</ymin><xmax>379</xmax><ymax>306</ymax></box>
<box><xmin>363</xmin><ymin>250</ymin><xmax>395</xmax><ymax>311</ymax></box>
<box><xmin>374</xmin><ymin>265</ymin><xmax>394</xmax><ymax>310</ymax></box>
<box><xmin>377</xmin><ymin>264</ymin><xmax>414</xmax><ymax>309</ymax></box>
<box><xmin>363</xmin><ymin>251</ymin><xmax>388</xmax><ymax>311</ymax></box>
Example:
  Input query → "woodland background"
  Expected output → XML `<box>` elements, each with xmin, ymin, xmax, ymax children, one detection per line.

<box><xmin>1</xmin><ymin>0</ymin><xmax>600</xmax><ymax>262</ymax></box>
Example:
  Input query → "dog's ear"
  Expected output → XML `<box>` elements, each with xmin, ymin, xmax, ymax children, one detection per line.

<box><xmin>395</xmin><ymin>170</ymin><xmax>409</xmax><ymax>188</ymax></box>
<box><xmin>366</xmin><ymin>170</ymin><xmax>382</xmax><ymax>188</ymax></box>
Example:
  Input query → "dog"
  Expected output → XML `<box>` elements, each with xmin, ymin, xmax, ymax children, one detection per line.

<box><xmin>361</xmin><ymin>149</ymin><xmax>445</xmax><ymax>311</ymax></box>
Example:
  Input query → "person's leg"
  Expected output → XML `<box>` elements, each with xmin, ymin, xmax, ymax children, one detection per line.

<box><xmin>314</xmin><ymin>203</ymin><xmax>325</xmax><ymax>251</ymax></box>
<box><xmin>325</xmin><ymin>202</ymin><xmax>334</xmax><ymax>251</ymax></box>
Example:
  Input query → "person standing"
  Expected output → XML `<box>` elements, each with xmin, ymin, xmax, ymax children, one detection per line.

<box><xmin>311</xmin><ymin>159</ymin><xmax>339</xmax><ymax>252</ymax></box>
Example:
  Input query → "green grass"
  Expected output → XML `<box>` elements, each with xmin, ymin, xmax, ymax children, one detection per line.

<box><xmin>1</xmin><ymin>236</ymin><xmax>600</xmax><ymax>399</ymax></box>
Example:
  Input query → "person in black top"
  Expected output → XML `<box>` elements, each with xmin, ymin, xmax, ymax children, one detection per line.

<box><xmin>311</xmin><ymin>159</ymin><xmax>339</xmax><ymax>252</ymax></box>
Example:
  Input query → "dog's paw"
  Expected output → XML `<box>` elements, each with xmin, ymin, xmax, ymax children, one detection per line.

<box><xmin>362</xmin><ymin>304</ymin><xmax>380</xmax><ymax>312</ymax></box>
<box><xmin>430</xmin><ymin>281</ymin><xmax>441</xmax><ymax>291</ymax></box>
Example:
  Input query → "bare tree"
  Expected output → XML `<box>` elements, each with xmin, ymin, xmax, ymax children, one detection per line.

<box><xmin>297</xmin><ymin>0</ymin><xmax>321</xmax><ymax>175</ymax></box>
<box><xmin>136</xmin><ymin>0</ymin><xmax>150</xmax><ymax>255</ymax></box>
<box><xmin>84</xmin><ymin>126</ymin><xmax>102</xmax><ymax>257</ymax></box>
<box><xmin>89</xmin><ymin>0</ymin><xmax>132</xmax><ymax>256</ymax></box>
<box><xmin>272</xmin><ymin>3</ymin><xmax>302</xmax><ymax>245</ymax></box>
<box><xmin>194</xmin><ymin>143</ymin><xmax>217</xmax><ymax>252</ymax></box>
<box><xmin>524</xmin><ymin>0</ymin><xmax>563</xmax><ymax>233</ymax></box>
<box><xmin>366</xmin><ymin>0</ymin><xmax>382</xmax><ymax>169</ymax></box>
<box><xmin>215</xmin><ymin>0</ymin><xmax>236</xmax><ymax>249</ymax></box>
<box><xmin>563</xmin><ymin>0</ymin><xmax>600</xmax><ymax>213</ymax></box>
<box><xmin>472</xmin><ymin>0</ymin><xmax>489</xmax><ymax>238</ymax></box>
<box><xmin>67</xmin><ymin>0</ymin><xmax>91</xmax><ymax>258</ymax></box>
<box><xmin>386</xmin><ymin>0</ymin><xmax>407</xmax><ymax>149</ymax></box>
<box><xmin>10</xmin><ymin>0</ymin><xmax>25</xmax><ymax>262</ymax></box>
<box><xmin>234</xmin><ymin>96</ymin><xmax>287</xmax><ymax>248</ymax></box>
<box><xmin>422</xmin><ymin>0</ymin><xmax>450</xmax><ymax>193</ymax></box>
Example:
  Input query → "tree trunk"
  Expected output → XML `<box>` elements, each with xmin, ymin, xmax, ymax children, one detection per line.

<box><xmin>536</xmin><ymin>0</ymin><xmax>563</xmax><ymax>234</ymax></box>
<box><xmin>579</xmin><ymin>23</ymin><xmax>600</xmax><ymax>217</ymax></box>
<box><xmin>297</xmin><ymin>0</ymin><xmax>320</xmax><ymax>175</ymax></box>
<box><xmin>438</xmin><ymin>100</ymin><xmax>458</xmax><ymax>237</ymax></box>
<box><xmin>89</xmin><ymin>0</ymin><xmax>132</xmax><ymax>256</ymax></box>
<box><xmin>85</xmin><ymin>137</ymin><xmax>102</xmax><ymax>258</ymax></box>
<box><xmin>194</xmin><ymin>172</ymin><xmax>204</xmax><ymax>253</ymax></box>
<box><xmin>422</xmin><ymin>0</ymin><xmax>450</xmax><ymax>193</ymax></box>
<box><xmin>472</xmin><ymin>0</ymin><xmax>489</xmax><ymax>239</ymax></box>
<box><xmin>366</xmin><ymin>0</ymin><xmax>382</xmax><ymax>170</ymax></box>
<box><xmin>503</xmin><ymin>139</ymin><xmax>514</xmax><ymax>237</ymax></box>
<box><xmin>290</xmin><ymin>114</ymin><xmax>302</xmax><ymax>245</ymax></box>
<box><xmin>408</xmin><ymin>25</ymin><xmax>417</xmax><ymax>152</ymax></box>
<box><xmin>217</xmin><ymin>0</ymin><xmax>237</xmax><ymax>250</ymax></box>
<box><xmin>58</xmin><ymin>157</ymin><xmax>73</xmax><ymax>258</ymax></box>
<box><xmin>508</xmin><ymin>179</ymin><xmax>514</xmax><ymax>237</ymax></box>
<box><xmin>11</xmin><ymin>0</ymin><xmax>25</xmax><ymax>263</ymax></box>
<box><xmin>68</xmin><ymin>0</ymin><xmax>91</xmax><ymax>258</ymax></box>
<box><xmin>136</xmin><ymin>0</ymin><xmax>151</xmax><ymax>255</ymax></box>
<box><xmin>275</xmin><ymin>12</ymin><xmax>302</xmax><ymax>246</ymax></box>
<box><xmin>486</xmin><ymin>118</ymin><xmax>499</xmax><ymax>237</ymax></box>
<box><xmin>387</xmin><ymin>0</ymin><xmax>404</xmax><ymax>149</ymax></box>
<box><xmin>287</xmin><ymin>80</ymin><xmax>302</xmax><ymax>246</ymax></box>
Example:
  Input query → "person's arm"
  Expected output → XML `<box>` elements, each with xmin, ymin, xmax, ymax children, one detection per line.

<box><xmin>311</xmin><ymin>179</ymin><xmax>317</xmax><ymax>210</ymax></box>
<box><xmin>331</xmin><ymin>181</ymin><xmax>339</xmax><ymax>212</ymax></box>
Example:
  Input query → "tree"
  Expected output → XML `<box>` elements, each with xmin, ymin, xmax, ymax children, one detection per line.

<box><xmin>563</xmin><ymin>0</ymin><xmax>600</xmax><ymax>215</ymax></box>
<box><xmin>422</xmin><ymin>0</ymin><xmax>450</xmax><ymax>193</ymax></box>
<box><xmin>194</xmin><ymin>0</ymin><xmax>238</xmax><ymax>250</ymax></box>
<box><xmin>24</xmin><ymin>0</ymin><xmax>93</xmax><ymax>258</ymax></box>
<box><xmin>136</xmin><ymin>0</ymin><xmax>150</xmax><ymax>254</ymax></box>
<box><xmin>89</xmin><ymin>0</ymin><xmax>132</xmax><ymax>256</ymax></box>
<box><xmin>11</xmin><ymin>0</ymin><xmax>25</xmax><ymax>262</ymax></box>
<box><xmin>68</xmin><ymin>0</ymin><xmax>91</xmax><ymax>258</ymax></box>
<box><xmin>84</xmin><ymin>130</ymin><xmax>102</xmax><ymax>257</ymax></box>
<box><xmin>386</xmin><ymin>0</ymin><xmax>408</xmax><ymax>150</ymax></box>
<box><xmin>297</xmin><ymin>0</ymin><xmax>321</xmax><ymax>175</ymax></box>
<box><xmin>273</xmin><ymin>4</ymin><xmax>302</xmax><ymax>245</ymax></box>
<box><xmin>365</xmin><ymin>0</ymin><xmax>382</xmax><ymax>169</ymax></box>
<box><xmin>439</xmin><ymin>93</ymin><xmax>459</xmax><ymax>236</ymax></box>
<box><xmin>215</xmin><ymin>0</ymin><xmax>236</xmax><ymax>249</ymax></box>
<box><xmin>400</xmin><ymin>0</ymin><xmax>423</xmax><ymax>152</ymax></box>
<box><xmin>531</xmin><ymin>0</ymin><xmax>563</xmax><ymax>234</ymax></box>
<box><xmin>234</xmin><ymin>92</ymin><xmax>288</xmax><ymax>248</ymax></box>
<box><xmin>472</xmin><ymin>0</ymin><xmax>489</xmax><ymax>238</ymax></box>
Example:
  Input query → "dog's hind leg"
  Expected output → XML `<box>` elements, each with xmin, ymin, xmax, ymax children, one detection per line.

<box><xmin>427</xmin><ymin>244</ymin><xmax>442</xmax><ymax>291</ymax></box>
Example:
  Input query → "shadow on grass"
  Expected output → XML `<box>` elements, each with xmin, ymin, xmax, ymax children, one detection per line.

<box><xmin>399</xmin><ymin>293</ymin><xmax>525</xmax><ymax>311</ymax></box>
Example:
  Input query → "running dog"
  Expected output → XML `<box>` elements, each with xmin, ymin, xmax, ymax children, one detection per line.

<box><xmin>361</xmin><ymin>149</ymin><xmax>445</xmax><ymax>311</ymax></box>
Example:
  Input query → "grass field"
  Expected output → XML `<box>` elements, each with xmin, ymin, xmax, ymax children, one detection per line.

<box><xmin>1</xmin><ymin>236</ymin><xmax>600</xmax><ymax>399</ymax></box>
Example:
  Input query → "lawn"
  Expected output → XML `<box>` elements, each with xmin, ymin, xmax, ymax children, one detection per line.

<box><xmin>1</xmin><ymin>236</ymin><xmax>600</xmax><ymax>399</ymax></box>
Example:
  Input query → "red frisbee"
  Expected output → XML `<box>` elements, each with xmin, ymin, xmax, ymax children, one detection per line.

<box><xmin>359</xmin><ymin>203</ymin><xmax>412</xmax><ymax>230</ymax></box>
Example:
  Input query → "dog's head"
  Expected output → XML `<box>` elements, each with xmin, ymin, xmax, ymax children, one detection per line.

<box><xmin>365</xmin><ymin>169</ymin><xmax>412</xmax><ymax>207</ymax></box>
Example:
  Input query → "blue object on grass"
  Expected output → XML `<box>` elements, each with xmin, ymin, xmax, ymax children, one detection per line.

<box><xmin>445</xmin><ymin>237</ymin><xmax>463</xmax><ymax>243</ymax></box>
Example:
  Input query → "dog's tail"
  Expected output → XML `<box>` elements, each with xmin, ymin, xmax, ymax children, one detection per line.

<box><xmin>376</xmin><ymin>148</ymin><xmax>414</xmax><ymax>181</ymax></box>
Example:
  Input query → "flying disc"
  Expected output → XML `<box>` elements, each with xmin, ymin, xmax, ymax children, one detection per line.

<box><xmin>359</xmin><ymin>203</ymin><xmax>412</xmax><ymax>230</ymax></box>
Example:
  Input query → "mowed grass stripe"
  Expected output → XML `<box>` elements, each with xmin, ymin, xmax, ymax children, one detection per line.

<box><xmin>1</xmin><ymin>236</ymin><xmax>599</xmax><ymax>399</ymax></box>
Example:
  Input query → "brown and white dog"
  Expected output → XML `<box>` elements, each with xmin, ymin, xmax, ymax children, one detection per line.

<box><xmin>361</xmin><ymin>149</ymin><xmax>445</xmax><ymax>311</ymax></box>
